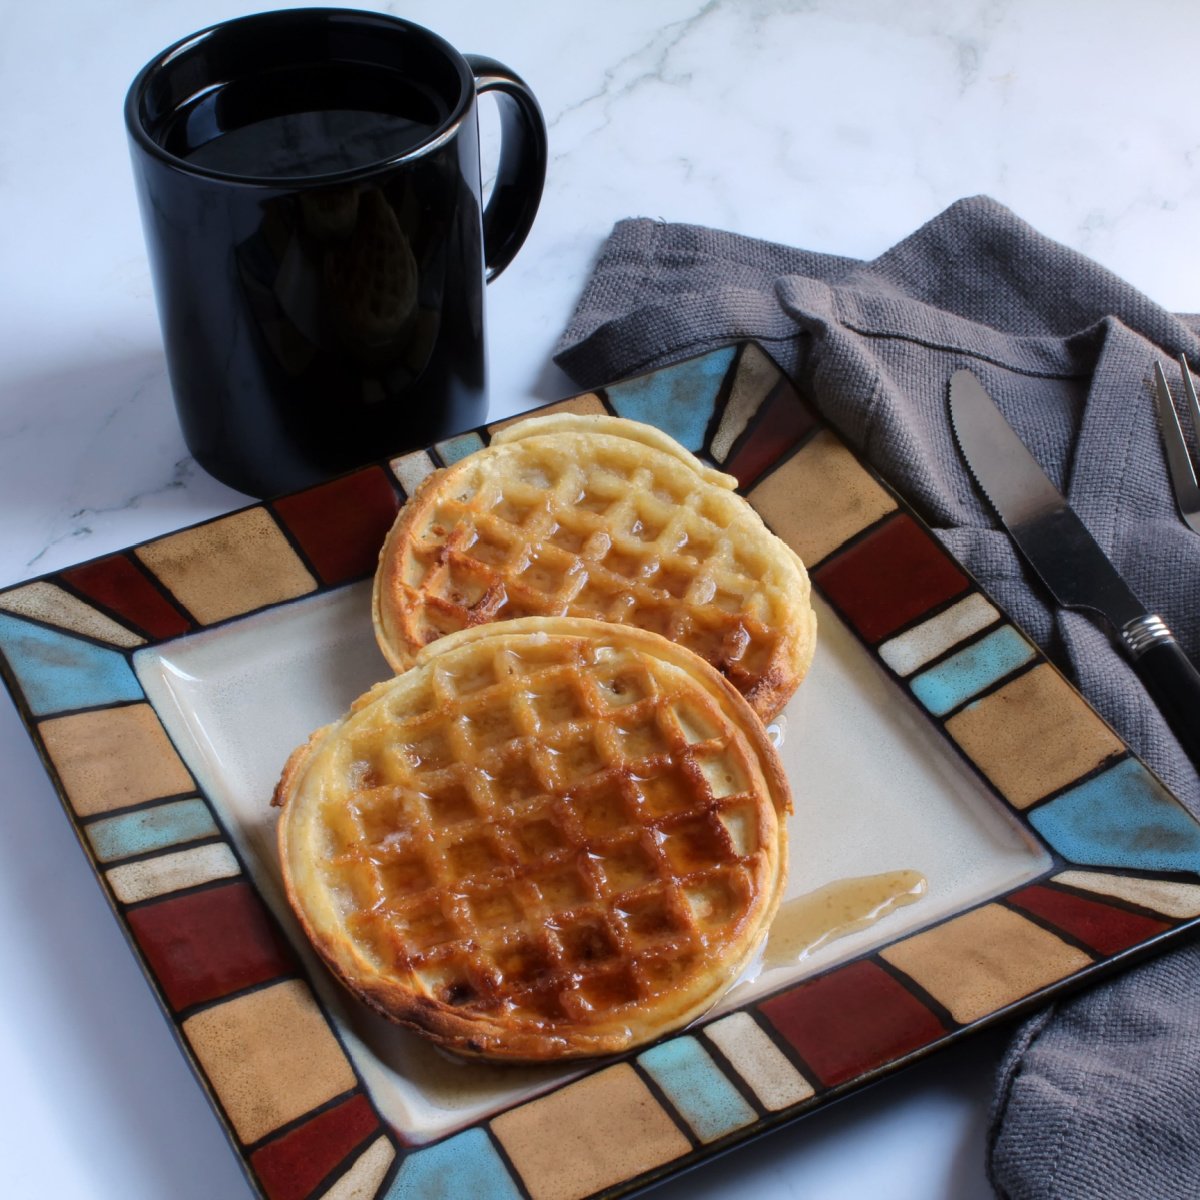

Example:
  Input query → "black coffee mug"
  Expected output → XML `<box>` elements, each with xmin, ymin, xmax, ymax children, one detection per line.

<box><xmin>126</xmin><ymin>8</ymin><xmax>547</xmax><ymax>497</ymax></box>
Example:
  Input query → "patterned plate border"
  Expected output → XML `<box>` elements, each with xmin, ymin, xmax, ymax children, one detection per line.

<box><xmin>3</xmin><ymin>342</ymin><xmax>1200</xmax><ymax>1200</ymax></box>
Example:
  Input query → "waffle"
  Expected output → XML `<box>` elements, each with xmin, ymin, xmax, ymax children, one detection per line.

<box><xmin>373</xmin><ymin>413</ymin><xmax>817</xmax><ymax>720</ymax></box>
<box><xmin>274</xmin><ymin>616</ymin><xmax>791</xmax><ymax>1061</ymax></box>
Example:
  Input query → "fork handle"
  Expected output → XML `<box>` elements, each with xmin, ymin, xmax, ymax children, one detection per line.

<box><xmin>1129</xmin><ymin>636</ymin><xmax>1200</xmax><ymax>772</ymax></box>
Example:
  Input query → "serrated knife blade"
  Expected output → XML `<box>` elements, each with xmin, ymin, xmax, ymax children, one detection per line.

<box><xmin>948</xmin><ymin>368</ymin><xmax>1200</xmax><ymax>769</ymax></box>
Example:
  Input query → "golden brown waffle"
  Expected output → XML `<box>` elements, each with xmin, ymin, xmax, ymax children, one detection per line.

<box><xmin>373</xmin><ymin>414</ymin><xmax>817</xmax><ymax>719</ymax></box>
<box><xmin>274</xmin><ymin>616</ymin><xmax>790</xmax><ymax>1060</ymax></box>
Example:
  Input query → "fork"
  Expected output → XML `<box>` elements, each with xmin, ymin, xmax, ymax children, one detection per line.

<box><xmin>1152</xmin><ymin>354</ymin><xmax>1200</xmax><ymax>534</ymax></box>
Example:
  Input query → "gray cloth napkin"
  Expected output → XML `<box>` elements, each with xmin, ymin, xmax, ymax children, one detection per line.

<box><xmin>553</xmin><ymin>196</ymin><xmax>1200</xmax><ymax>1199</ymax></box>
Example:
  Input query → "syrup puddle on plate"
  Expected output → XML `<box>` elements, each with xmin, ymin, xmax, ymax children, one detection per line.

<box><xmin>765</xmin><ymin>869</ymin><xmax>927</xmax><ymax>968</ymax></box>
<box><xmin>729</xmin><ymin>869</ymin><xmax>927</xmax><ymax>1001</ymax></box>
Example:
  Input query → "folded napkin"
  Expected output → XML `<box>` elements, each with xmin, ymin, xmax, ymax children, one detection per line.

<box><xmin>553</xmin><ymin>196</ymin><xmax>1200</xmax><ymax>1199</ymax></box>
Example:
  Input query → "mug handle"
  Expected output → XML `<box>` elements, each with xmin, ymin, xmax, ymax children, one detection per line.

<box><xmin>465</xmin><ymin>55</ymin><xmax>548</xmax><ymax>283</ymax></box>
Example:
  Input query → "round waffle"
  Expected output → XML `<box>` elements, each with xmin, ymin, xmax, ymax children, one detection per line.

<box><xmin>274</xmin><ymin>616</ymin><xmax>791</xmax><ymax>1060</ymax></box>
<box><xmin>373</xmin><ymin>413</ymin><xmax>817</xmax><ymax>720</ymax></box>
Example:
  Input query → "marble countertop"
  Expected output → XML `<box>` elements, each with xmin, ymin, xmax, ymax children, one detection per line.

<box><xmin>2</xmin><ymin>1</ymin><xmax>1197</xmax><ymax>1196</ymax></box>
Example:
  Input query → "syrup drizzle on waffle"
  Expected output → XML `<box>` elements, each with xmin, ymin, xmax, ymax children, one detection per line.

<box><xmin>312</xmin><ymin>630</ymin><xmax>779</xmax><ymax>1034</ymax></box>
<box><xmin>377</xmin><ymin>427</ymin><xmax>815</xmax><ymax>717</ymax></box>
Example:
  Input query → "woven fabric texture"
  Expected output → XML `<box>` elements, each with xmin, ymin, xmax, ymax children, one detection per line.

<box><xmin>553</xmin><ymin>195</ymin><xmax>1200</xmax><ymax>1198</ymax></box>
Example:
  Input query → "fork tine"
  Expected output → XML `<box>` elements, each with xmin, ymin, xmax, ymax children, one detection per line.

<box><xmin>1177</xmin><ymin>353</ymin><xmax>1200</xmax><ymax>447</ymax></box>
<box><xmin>1153</xmin><ymin>360</ymin><xmax>1200</xmax><ymax>534</ymax></box>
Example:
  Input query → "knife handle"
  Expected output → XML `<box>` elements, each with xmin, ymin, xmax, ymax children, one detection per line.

<box><xmin>1129</xmin><ymin>635</ymin><xmax>1200</xmax><ymax>772</ymax></box>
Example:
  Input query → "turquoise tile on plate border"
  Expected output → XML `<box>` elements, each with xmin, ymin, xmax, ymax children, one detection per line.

<box><xmin>84</xmin><ymin>797</ymin><xmax>218</xmax><ymax>863</ymax></box>
<box><xmin>1029</xmin><ymin>757</ymin><xmax>1200</xmax><ymax>874</ymax></box>
<box><xmin>909</xmin><ymin>624</ymin><xmax>1035</xmax><ymax>716</ymax></box>
<box><xmin>638</xmin><ymin>1035</ymin><xmax>756</xmax><ymax>1143</ymax></box>
<box><xmin>0</xmin><ymin>613</ymin><xmax>143</xmax><ymax>716</ymax></box>
<box><xmin>605</xmin><ymin>346</ymin><xmax>736</xmax><ymax>451</ymax></box>
<box><xmin>385</xmin><ymin>1126</ymin><xmax>521</xmax><ymax>1200</ymax></box>
<box><xmin>435</xmin><ymin>431</ymin><xmax>487</xmax><ymax>464</ymax></box>
<box><xmin>5</xmin><ymin>342</ymin><xmax>1200</xmax><ymax>1200</ymax></box>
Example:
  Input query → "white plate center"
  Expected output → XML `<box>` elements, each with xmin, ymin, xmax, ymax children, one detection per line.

<box><xmin>135</xmin><ymin>583</ymin><xmax>1048</xmax><ymax>1140</ymax></box>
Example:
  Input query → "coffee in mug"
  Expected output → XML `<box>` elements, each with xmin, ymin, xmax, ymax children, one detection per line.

<box><xmin>126</xmin><ymin>8</ymin><xmax>547</xmax><ymax>497</ymax></box>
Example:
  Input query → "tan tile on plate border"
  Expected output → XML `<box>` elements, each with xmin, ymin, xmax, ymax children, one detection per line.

<box><xmin>945</xmin><ymin>664</ymin><xmax>1125</xmax><ymax>810</ymax></box>
<box><xmin>0</xmin><ymin>581</ymin><xmax>145</xmax><ymax>647</ymax></box>
<box><xmin>878</xmin><ymin>593</ymin><xmax>1000</xmax><ymax>677</ymax></box>
<box><xmin>388</xmin><ymin>449</ymin><xmax>439</xmax><ymax>497</ymax></box>
<box><xmin>183</xmin><ymin>979</ymin><xmax>356</xmax><ymax>1146</ymax></box>
<box><xmin>491</xmin><ymin>1062</ymin><xmax>691</xmax><ymax>1200</ymax></box>
<box><xmin>749</xmin><ymin>428</ymin><xmax>897</xmax><ymax>566</ymax></box>
<box><xmin>712</xmin><ymin>343</ymin><xmax>779</xmax><ymax>462</ymax></box>
<box><xmin>486</xmin><ymin>393</ymin><xmax>607</xmax><ymax>437</ymax></box>
<box><xmin>106</xmin><ymin>842</ymin><xmax>240</xmax><ymax>904</ymax></box>
<box><xmin>135</xmin><ymin>508</ymin><xmax>316</xmax><ymax>625</ymax></box>
<box><xmin>1052</xmin><ymin>870</ymin><xmax>1200</xmax><ymax>918</ymax></box>
<box><xmin>38</xmin><ymin>703</ymin><xmax>195</xmax><ymax>817</ymax></box>
<box><xmin>703</xmin><ymin>1011</ymin><xmax>815</xmax><ymax>1110</ymax></box>
<box><xmin>317</xmin><ymin>1135</ymin><xmax>395</xmax><ymax>1200</ymax></box>
<box><xmin>880</xmin><ymin>903</ymin><xmax>1093</xmax><ymax>1025</ymax></box>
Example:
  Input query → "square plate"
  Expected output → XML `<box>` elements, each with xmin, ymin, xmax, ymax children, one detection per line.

<box><xmin>4</xmin><ymin>342</ymin><xmax>1200</xmax><ymax>1200</ymax></box>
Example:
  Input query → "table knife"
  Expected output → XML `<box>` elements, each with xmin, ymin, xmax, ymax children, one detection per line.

<box><xmin>948</xmin><ymin>368</ymin><xmax>1200</xmax><ymax>770</ymax></box>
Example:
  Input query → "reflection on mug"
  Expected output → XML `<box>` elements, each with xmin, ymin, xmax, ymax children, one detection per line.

<box><xmin>322</xmin><ymin>188</ymin><xmax>420</xmax><ymax>361</ymax></box>
<box><xmin>127</xmin><ymin>10</ymin><xmax>546</xmax><ymax>496</ymax></box>
<box><xmin>240</xmin><ymin>186</ymin><xmax>442</xmax><ymax>407</ymax></box>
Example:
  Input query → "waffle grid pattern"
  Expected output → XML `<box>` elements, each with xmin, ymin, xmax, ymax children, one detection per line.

<box><xmin>12</xmin><ymin>344</ymin><xmax>1200</xmax><ymax>1197</ymax></box>
<box><xmin>317</xmin><ymin>634</ymin><xmax>771</xmax><ymax>1028</ymax></box>
<box><xmin>390</xmin><ymin>439</ymin><xmax>802</xmax><ymax>700</ymax></box>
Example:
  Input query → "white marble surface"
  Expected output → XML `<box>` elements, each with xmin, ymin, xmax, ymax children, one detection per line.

<box><xmin>2</xmin><ymin>1</ymin><xmax>1198</xmax><ymax>1196</ymax></box>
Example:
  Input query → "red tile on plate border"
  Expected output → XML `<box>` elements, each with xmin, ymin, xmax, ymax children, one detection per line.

<box><xmin>272</xmin><ymin>467</ymin><xmax>400</xmax><ymax>586</ymax></box>
<box><xmin>1007</xmin><ymin>884</ymin><xmax>1173</xmax><ymax>957</ymax></box>
<box><xmin>250</xmin><ymin>1093</ymin><xmax>380</xmax><ymax>1200</ymax></box>
<box><xmin>759</xmin><ymin>959</ymin><xmax>946</xmax><ymax>1088</ymax></box>
<box><xmin>126</xmin><ymin>880</ymin><xmax>297</xmax><ymax>1011</ymax></box>
<box><xmin>723</xmin><ymin>382</ymin><xmax>819</xmax><ymax>488</ymax></box>
<box><xmin>812</xmin><ymin>513</ymin><xmax>971</xmax><ymax>643</ymax></box>
<box><xmin>62</xmin><ymin>553</ymin><xmax>193</xmax><ymax>640</ymax></box>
